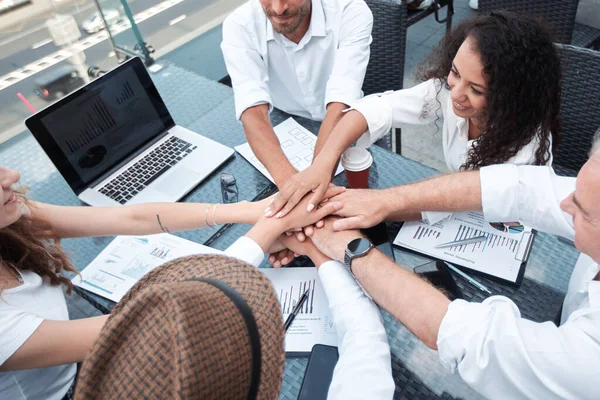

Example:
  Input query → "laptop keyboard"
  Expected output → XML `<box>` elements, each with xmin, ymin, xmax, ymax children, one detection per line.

<box><xmin>99</xmin><ymin>136</ymin><xmax>197</xmax><ymax>205</ymax></box>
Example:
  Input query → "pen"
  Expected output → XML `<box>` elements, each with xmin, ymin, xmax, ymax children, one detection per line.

<box><xmin>284</xmin><ymin>288</ymin><xmax>310</xmax><ymax>332</ymax></box>
<box><xmin>443</xmin><ymin>261</ymin><xmax>492</xmax><ymax>294</ymax></box>
<box><xmin>435</xmin><ymin>235</ymin><xmax>487</xmax><ymax>249</ymax></box>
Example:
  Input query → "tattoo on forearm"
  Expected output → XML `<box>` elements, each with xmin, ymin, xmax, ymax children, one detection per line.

<box><xmin>157</xmin><ymin>214</ymin><xmax>170</xmax><ymax>233</ymax></box>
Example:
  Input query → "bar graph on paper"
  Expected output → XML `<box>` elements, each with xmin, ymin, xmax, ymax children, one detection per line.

<box><xmin>150</xmin><ymin>247</ymin><xmax>171</xmax><ymax>259</ymax></box>
<box><xmin>413</xmin><ymin>226</ymin><xmax>441</xmax><ymax>240</ymax></box>
<box><xmin>450</xmin><ymin>224</ymin><xmax>519</xmax><ymax>254</ymax></box>
<box><xmin>122</xmin><ymin>260</ymin><xmax>152</xmax><ymax>280</ymax></box>
<box><xmin>279</xmin><ymin>279</ymin><xmax>316</xmax><ymax>315</ymax></box>
<box><xmin>394</xmin><ymin>212</ymin><xmax>533</xmax><ymax>283</ymax></box>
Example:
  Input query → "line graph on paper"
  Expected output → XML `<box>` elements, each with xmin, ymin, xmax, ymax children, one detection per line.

<box><xmin>279</xmin><ymin>278</ymin><xmax>316</xmax><ymax>315</ymax></box>
<box><xmin>449</xmin><ymin>224</ymin><xmax>519</xmax><ymax>254</ymax></box>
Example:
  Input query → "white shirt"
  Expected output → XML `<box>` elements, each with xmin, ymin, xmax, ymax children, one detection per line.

<box><xmin>0</xmin><ymin>236</ymin><xmax>392</xmax><ymax>400</ymax></box>
<box><xmin>221</xmin><ymin>0</ymin><xmax>373</xmax><ymax>121</ymax></box>
<box><xmin>437</xmin><ymin>164</ymin><xmax>599</xmax><ymax>399</ymax></box>
<box><xmin>225</xmin><ymin>236</ymin><xmax>395</xmax><ymax>399</ymax></box>
<box><xmin>351</xmin><ymin>79</ymin><xmax>552</xmax><ymax>171</ymax></box>
<box><xmin>0</xmin><ymin>271</ymin><xmax>76</xmax><ymax>400</ymax></box>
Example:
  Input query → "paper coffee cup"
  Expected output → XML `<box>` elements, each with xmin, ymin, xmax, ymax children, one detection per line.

<box><xmin>341</xmin><ymin>147</ymin><xmax>373</xmax><ymax>189</ymax></box>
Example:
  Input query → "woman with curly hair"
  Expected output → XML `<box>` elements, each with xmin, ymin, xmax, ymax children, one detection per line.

<box><xmin>0</xmin><ymin>165</ymin><xmax>344</xmax><ymax>400</ymax></box>
<box><xmin>266</xmin><ymin>11</ymin><xmax>562</xmax><ymax>218</ymax></box>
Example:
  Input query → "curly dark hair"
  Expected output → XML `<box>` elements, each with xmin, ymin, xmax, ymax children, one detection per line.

<box><xmin>1</xmin><ymin>190</ymin><xmax>77</xmax><ymax>294</ymax></box>
<box><xmin>417</xmin><ymin>11</ymin><xmax>562</xmax><ymax>170</ymax></box>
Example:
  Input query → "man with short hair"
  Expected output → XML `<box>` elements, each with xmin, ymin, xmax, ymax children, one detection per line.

<box><xmin>221</xmin><ymin>0</ymin><xmax>373</xmax><ymax>188</ymax></box>
<box><xmin>307</xmin><ymin>132</ymin><xmax>600</xmax><ymax>398</ymax></box>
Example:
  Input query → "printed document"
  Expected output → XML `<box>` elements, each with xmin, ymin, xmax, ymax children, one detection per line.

<box><xmin>260</xmin><ymin>267</ymin><xmax>337</xmax><ymax>354</ymax></box>
<box><xmin>73</xmin><ymin>233</ymin><xmax>221</xmax><ymax>302</ymax></box>
<box><xmin>394</xmin><ymin>212</ymin><xmax>534</xmax><ymax>282</ymax></box>
<box><xmin>235</xmin><ymin>118</ymin><xmax>343</xmax><ymax>183</ymax></box>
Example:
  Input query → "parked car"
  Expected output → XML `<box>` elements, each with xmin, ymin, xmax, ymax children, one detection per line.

<box><xmin>33</xmin><ymin>66</ymin><xmax>85</xmax><ymax>101</ymax></box>
<box><xmin>0</xmin><ymin>0</ymin><xmax>31</xmax><ymax>15</ymax></box>
<box><xmin>81</xmin><ymin>9</ymin><xmax>122</xmax><ymax>34</ymax></box>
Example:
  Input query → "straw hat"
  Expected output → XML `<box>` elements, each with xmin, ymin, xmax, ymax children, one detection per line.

<box><xmin>75</xmin><ymin>254</ymin><xmax>285</xmax><ymax>400</ymax></box>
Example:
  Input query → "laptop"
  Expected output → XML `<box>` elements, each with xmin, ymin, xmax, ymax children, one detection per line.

<box><xmin>25</xmin><ymin>57</ymin><xmax>234</xmax><ymax>206</ymax></box>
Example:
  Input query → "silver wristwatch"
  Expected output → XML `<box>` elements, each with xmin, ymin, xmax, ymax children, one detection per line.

<box><xmin>343</xmin><ymin>238</ymin><xmax>374</xmax><ymax>274</ymax></box>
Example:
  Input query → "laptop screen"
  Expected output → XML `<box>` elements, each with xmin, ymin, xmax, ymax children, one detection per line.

<box><xmin>26</xmin><ymin>58</ymin><xmax>174</xmax><ymax>193</ymax></box>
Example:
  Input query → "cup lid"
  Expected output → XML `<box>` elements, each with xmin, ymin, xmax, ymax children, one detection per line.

<box><xmin>341</xmin><ymin>147</ymin><xmax>373</xmax><ymax>172</ymax></box>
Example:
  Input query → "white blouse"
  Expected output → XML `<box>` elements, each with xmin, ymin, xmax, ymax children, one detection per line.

<box><xmin>351</xmin><ymin>79</ymin><xmax>552</xmax><ymax>172</ymax></box>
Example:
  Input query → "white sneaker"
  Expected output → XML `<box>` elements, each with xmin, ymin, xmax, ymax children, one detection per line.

<box><xmin>469</xmin><ymin>0</ymin><xmax>478</xmax><ymax>10</ymax></box>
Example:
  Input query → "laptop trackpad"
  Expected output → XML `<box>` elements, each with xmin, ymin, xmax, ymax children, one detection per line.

<box><xmin>155</xmin><ymin>167</ymin><xmax>201</xmax><ymax>196</ymax></box>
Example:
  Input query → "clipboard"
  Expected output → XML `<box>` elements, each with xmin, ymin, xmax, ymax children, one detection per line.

<box><xmin>393</xmin><ymin>212</ymin><xmax>536</xmax><ymax>287</ymax></box>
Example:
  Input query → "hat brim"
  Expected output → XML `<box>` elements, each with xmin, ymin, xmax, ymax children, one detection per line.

<box><xmin>77</xmin><ymin>254</ymin><xmax>285</xmax><ymax>399</ymax></box>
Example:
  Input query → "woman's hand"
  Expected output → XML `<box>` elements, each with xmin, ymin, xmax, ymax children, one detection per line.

<box><xmin>274</xmin><ymin>187</ymin><xmax>344</xmax><ymax>232</ymax></box>
<box><xmin>266</xmin><ymin>162</ymin><xmax>339</xmax><ymax>218</ymax></box>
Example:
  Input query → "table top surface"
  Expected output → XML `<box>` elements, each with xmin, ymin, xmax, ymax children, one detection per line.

<box><xmin>0</xmin><ymin>62</ymin><xmax>581</xmax><ymax>400</ymax></box>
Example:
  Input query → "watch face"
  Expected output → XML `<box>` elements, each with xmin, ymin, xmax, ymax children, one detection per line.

<box><xmin>348</xmin><ymin>238</ymin><xmax>372</xmax><ymax>255</ymax></box>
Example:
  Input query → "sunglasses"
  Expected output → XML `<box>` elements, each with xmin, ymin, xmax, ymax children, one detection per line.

<box><xmin>220</xmin><ymin>173</ymin><xmax>239</xmax><ymax>204</ymax></box>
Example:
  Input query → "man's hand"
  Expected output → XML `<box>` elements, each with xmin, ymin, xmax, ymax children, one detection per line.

<box><xmin>248</xmin><ymin>190</ymin><xmax>343</xmax><ymax>251</ymax></box>
<box><xmin>310</xmin><ymin>217</ymin><xmax>364</xmax><ymax>261</ymax></box>
<box><xmin>268</xmin><ymin>248</ymin><xmax>297</xmax><ymax>268</ymax></box>
<box><xmin>327</xmin><ymin>189</ymin><xmax>390</xmax><ymax>231</ymax></box>
<box><xmin>278</xmin><ymin>235</ymin><xmax>332</xmax><ymax>268</ymax></box>
<box><xmin>266</xmin><ymin>160</ymin><xmax>339</xmax><ymax>218</ymax></box>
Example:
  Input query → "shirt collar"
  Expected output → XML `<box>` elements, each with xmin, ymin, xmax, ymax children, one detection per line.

<box><xmin>266</xmin><ymin>0</ymin><xmax>326</xmax><ymax>44</ymax></box>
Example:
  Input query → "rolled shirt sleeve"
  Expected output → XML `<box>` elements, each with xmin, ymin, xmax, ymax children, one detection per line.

<box><xmin>319</xmin><ymin>260</ymin><xmax>394</xmax><ymax>399</ymax></box>
<box><xmin>324</xmin><ymin>0</ymin><xmax>373</xmax><ymax>108</ymax></box>
<box><xmin>437</xmin><ymin>297</ymin><xmax>600</xmax><ymax>399</ymax></box>
<box><xmin>221</xmin><ymin>16</ymin><xmax>273</xmax><ymax>120</ymax></box>
<box><xmin>480</xmin><ymin>164</ymin><xmax>575</xmax><ymax>239</ymax></box>
<box><xmin>351</xmin><ymin>79</ymin><xmax>441</xmax><ymax>146</ymax></box>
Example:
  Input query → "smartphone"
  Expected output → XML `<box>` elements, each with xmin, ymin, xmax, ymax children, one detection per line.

<box><xmin>413</xmin><ymin>260</ymin><xmax>463</xmax><ymax>300</ymax></box>
<box><xmin>361</xmin><ymin>222</ymin><xmax>396</xmax><ymax>261</ymax></box>
<box><xmin>298</xmin><ymin>344</ymin><xmax>339</xmax><ymax>400</ymax></box>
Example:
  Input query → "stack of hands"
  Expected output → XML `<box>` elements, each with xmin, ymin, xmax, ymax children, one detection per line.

<box><xmin>250</xmin><ymin>182</ymin><xmax>389</xmax><ymax>269</ymax></box>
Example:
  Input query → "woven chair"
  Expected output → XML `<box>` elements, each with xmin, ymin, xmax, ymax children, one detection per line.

<box><xmin>553</xmin><ymin>45</ymin><xmax>600</xmax><ymax>176</ymax></box>
<box><xmin>478</xmin><ymin>0</ymin><xmax>600</xmax><ymax>48</ymax></box>
<box><xmin>407</xmin><ymin>0</ymin><xmax>454</xmax><ymax>33</ymax></box>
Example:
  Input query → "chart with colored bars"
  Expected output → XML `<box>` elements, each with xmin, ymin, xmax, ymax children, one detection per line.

<box><xmin>122</xmin><ymin>260</ymin><xmax>152</xmax><ymax>280</ymax></box>
<box><xmin>74</xmin><ymin>233</ymin><xmax>222</xmax><ymax>302</ymax></box>
<box><xmin>394</xmin><ymin>212</ymin><xmax>533</xmax><ymax>283</ymax></box>
<box><xmin>280</xmin><ymin>279</ymin><xmax>316</xmax><ymax>315</ymax></box>
<box><xmin>150</xmin><ymin>247</ymin><xmax>170</xmax><ymax>259</ymax></box>
<box><xmin>66</xmin><ymin>97</ymin><xmax>116</xmax><ymax>153</ymax></box>
<box><xmin>450</xmin><ymin>225</ymin><xmax>519</xmax><ymax>254</ymax></box>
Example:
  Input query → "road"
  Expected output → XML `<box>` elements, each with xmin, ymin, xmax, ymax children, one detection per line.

<box><xmin>0</xmin><ymin>0</ymin><xmax>230</xmax><ymax>141</ymax></box>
